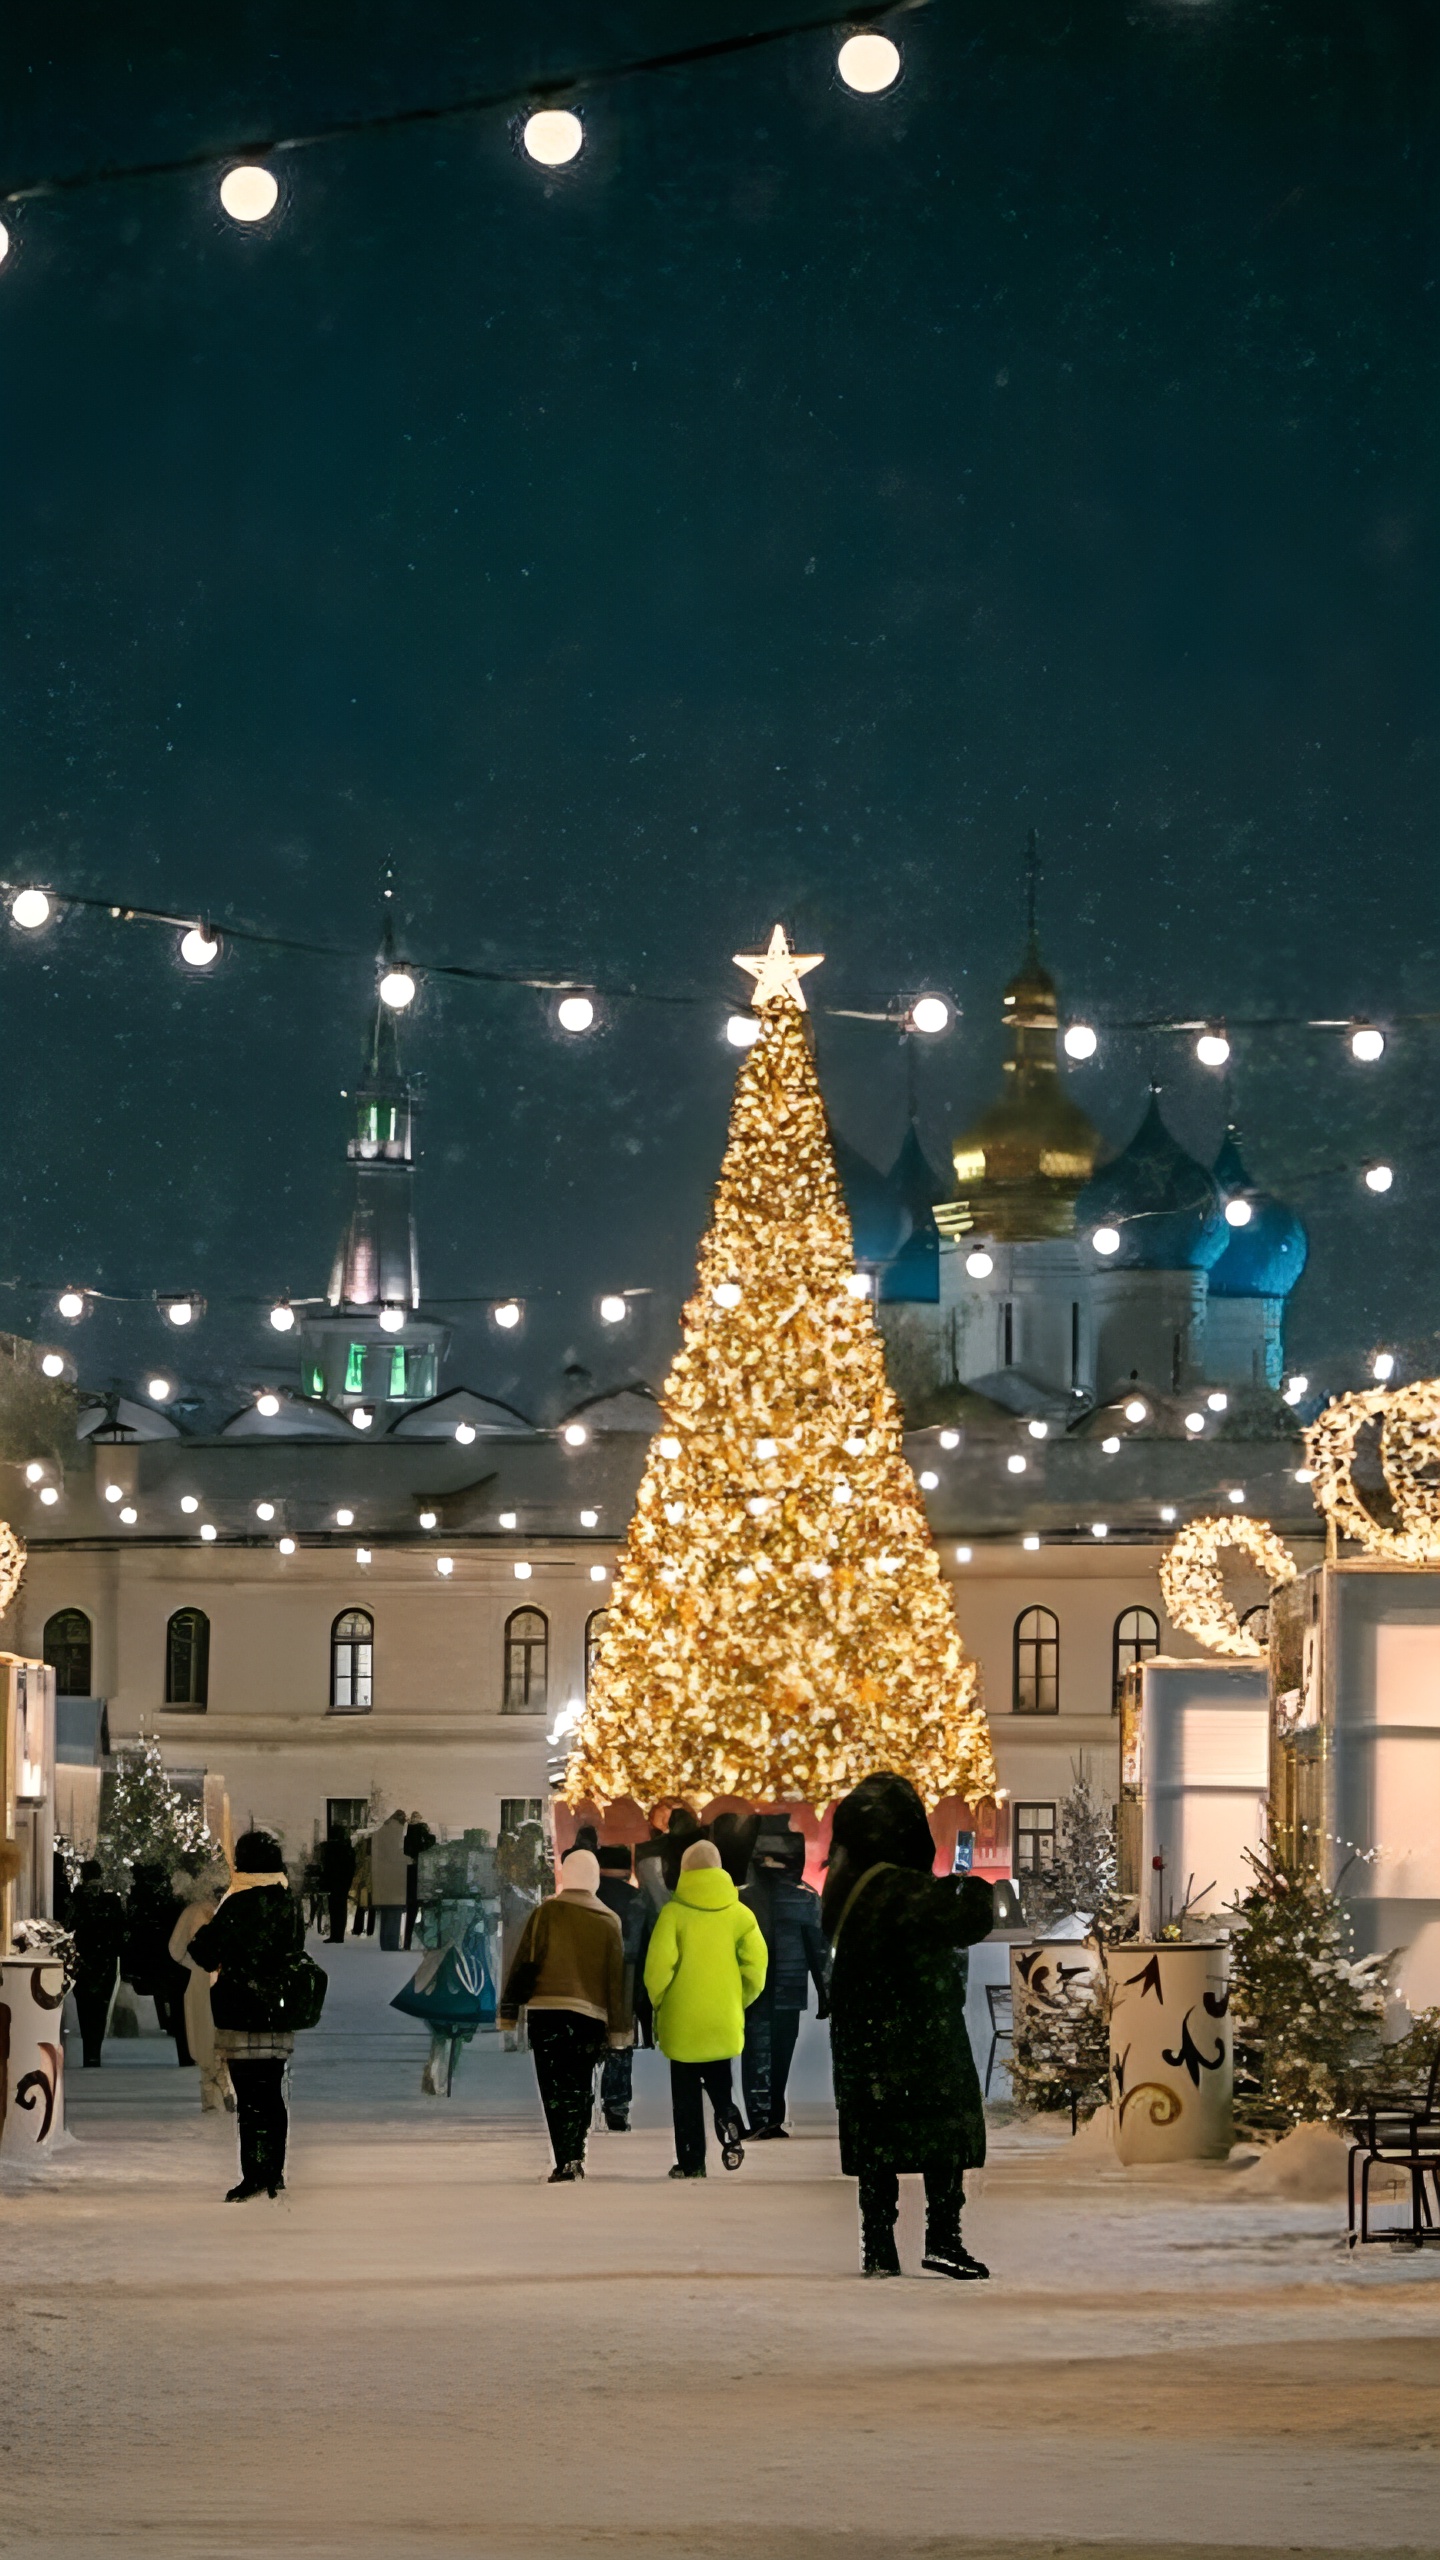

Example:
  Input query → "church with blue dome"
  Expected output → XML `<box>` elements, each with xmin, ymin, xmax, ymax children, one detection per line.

<box><xmin>838</xmin><ymin>933</ymin><xmax>1308</xmax><ymax>1422</ymax></box>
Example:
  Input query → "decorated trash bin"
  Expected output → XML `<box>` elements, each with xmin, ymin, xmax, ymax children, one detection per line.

<box><xmin>0</xmin><ymin>1953</ymin><xmax>66</xmax><ymax>2153</ymax></box>
<box><xmin>1105</xmin><ymin>1939</ymin><xmax>1232</xmax><ymax>2163</ymax></box>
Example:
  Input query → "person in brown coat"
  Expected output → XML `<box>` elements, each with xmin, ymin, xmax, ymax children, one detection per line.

<box><xmin>499</xmin><ymin>1848</ymin><xmax>629</xmax><ymax>2182</ymax></box>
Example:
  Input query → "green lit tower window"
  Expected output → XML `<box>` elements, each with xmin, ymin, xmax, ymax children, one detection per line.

<box><xmin>304</xmin><ymin>1362</ymin><xmax>324</xmax><ymax>1399</ymax></box>
<box><xmin>389</xmin><ymin>1346</ymin><xmax>407</xmax><ymax>1399</ymax></box>
<box><xmin>345</xmin><ymin>1343</ymin><xmax>366</xmax><ymax>1395</ymax></box>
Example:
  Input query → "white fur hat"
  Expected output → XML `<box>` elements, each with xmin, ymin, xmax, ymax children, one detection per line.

<box><xmin>559</xmin><ymin>1848</ymin><xmax>600</xmax><ymax>1895</ymax></box>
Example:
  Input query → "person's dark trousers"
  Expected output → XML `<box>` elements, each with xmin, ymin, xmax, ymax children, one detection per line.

<box><xmin>857</xmin><ymin>2160</ymin><xmax>965</xmax><ymax>2258</ymax></box>
<box><xmin>378</xmin><ymin>1906</ymin><xmax>403</xmax><ymax>1952</ymax></box>
<box><xmin>600</xmin><ymin>2044</ymin><xmax>633</xmax><ymax>2127</ymax></box>
<box><xmin>528</xmin><ymin>2011</ymin><xmax>606</xmax><ymax>2168</ymax></box>
<box><xmin>765</xmin><ymin>2007</ymin><xmax>801</xmax><ymax>2127</ymax></box>
<box><xmin>156</xmin><ymin>1986</ymin><xmax>193</xmax><ymax>2067</ymax></box>
<box><xmin>328</xmin><ymin>1891</ymin><xmax>349</xmax><ymax>1944</ymax></box>
<box><xmin>669</xmin><ymin>2057</ymin><xmax>740</xmax><ymax>2173</ymax></box>
<box><xmin>742</xmin><ymin>1997</ymin><xmax>773</xmax><ymax>2131</ymax></box>
<box><xmin>74</xmin><ymin>1970</ymin><xmax>115</xmax><ymax>2068</ymax></box>
<box><xmin>228</xmin><ymin>2058</ymin><xmax>289</xmax><ymax>2191</ymax></box>
<box><xmin>403</xmin><ymin>1877</ymin><xmax>420</xmax><ymax>1951</ymax></box>
<box><xmin>352</xmin><ymin>1902</ymin><xmax>375</xmax><ymax>1937</ymax></box>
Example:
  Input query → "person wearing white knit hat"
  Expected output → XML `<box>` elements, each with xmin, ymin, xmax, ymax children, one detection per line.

<box><xmin>499</xmin><ymin>1847</ymin><xmax>630</xmax><ymax>2181</ymax></box>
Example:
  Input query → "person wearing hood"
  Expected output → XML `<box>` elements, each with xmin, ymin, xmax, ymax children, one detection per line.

<box><xmin>741</xmin><ymin>1826</ymin><xmax>830</xmax><ymax>2139</ymax></box>
<box><xmin>823</xmin><ymin>1771</ymin><xmax>994</xmax><ymax>2281</ymax></box>
<box><xmin>594</xmin><ymin>1844</ymin><xmax>645</xmax><ymax>2132</ymax></box>
<box><xmin>168</xmin><ymin>1858</ymin><xmax>236</xmax><ymax>2113</ymax></box>
<box><xmin>69</xmin><ymin>1859</ymin><xmax>126</xmax><ymax>2067</ymax></box>
<box><xmin>643</xmin><ymin>1840</ymin><xmax>767</xmax><ymax>2179</ymax></box>
<box><xmin>498</xmin><ymin>1847</ymin><xmax>630</xmax><ymax>2182</ymax></box>
<box><xmin>188</xmin><ymin>1830</ymin><xmax>324</xmax><ymax>2201</ymax></box>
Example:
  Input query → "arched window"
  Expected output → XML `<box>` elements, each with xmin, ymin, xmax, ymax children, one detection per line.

<box><xmin>585</xmin><ymin>1609</ymin><xmax>610</xmax><ymax>1694</ymax></box>
<box><xmin>1113</xmin><ymin>1605</ymin><xmax>1161</xmax><ymax>1713</ymax></box>
<box><xmin>165</xmin><ymin>1608</ymin><xmax>210</xmax><ymax>1709</ymax></box>
<box><xmin>1013</xmin><ymin>1606</ymin><xmax>1059</xmax><ymax>1715</ymax></box>
<box><xmin>504</xmin><ymin>1608</ymin><xmax>549</xmax><ymax>1712</ymax></box>
<box><xmin>331</xmin><ymin>1608</ymin><xmax>374</xmax><ymax>1713</ymax></box>
<box><xmin>43</xmin><ymin>1608</ymin><xmax>92</xmax><ymax>1698</ymax></box>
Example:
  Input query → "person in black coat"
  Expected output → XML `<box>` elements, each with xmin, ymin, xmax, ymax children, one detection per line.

<box><xmin>741</xmin><ymin>1828</ymin><xmax>829</xmax><ymax>2138</ymax></box>
<box><xmin>188</xmin><ymin>1829</ymin><xmax>309</xmax><ymax>2201</ymax></box>
<box><xmin>318</xmin><ymin>1826</ymin><xmax>357</xmax><ymax>1944</ymax></box>
<box><xmin>124</xmin><ymin>1860</ymin><xmax>193</xmax><ymax>2064</ymax></box>
<box><xmin>402</xmin><ymin>1812</ymin><xmax>436</xmax><ymax>1951</ymax></box>
<box><xmin>823</xmin><ymin>1771</ymin><xmax>993</xmax><ymax>2281</ymax></box>
<box><xmin>594</xmin><ymin>1845</ymin><xmax>645</xmax><ymax>2130</ymax></box>
<box><xmin>69</xmin><ymin>1860</ymin><xmax>126</xmax><ymax>2066</ymax></box>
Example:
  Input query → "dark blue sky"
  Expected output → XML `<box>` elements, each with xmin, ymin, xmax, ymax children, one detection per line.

<box><xmin>0</xmin><ymin>0</ymin><xmax>1434</xmax><ymax>1417</ymax></box>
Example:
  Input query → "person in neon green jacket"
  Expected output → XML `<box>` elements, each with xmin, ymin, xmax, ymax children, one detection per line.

<box><xmin>643</xmin><ymin>1841</ymin><xmax>768</xmax><ymax>2178</ymax></box>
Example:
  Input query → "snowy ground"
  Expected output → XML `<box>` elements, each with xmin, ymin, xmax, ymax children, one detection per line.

<box><xmin>6</xmin><ymin>1936</ymin><xmax>1440</xmax><ymax>2560</ymax></box>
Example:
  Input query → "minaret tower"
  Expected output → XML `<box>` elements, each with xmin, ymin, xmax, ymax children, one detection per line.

<box><xmin>299</xmin><ymin>920</ymin><xmax>450</xmax><ymax>1420</ymax></box>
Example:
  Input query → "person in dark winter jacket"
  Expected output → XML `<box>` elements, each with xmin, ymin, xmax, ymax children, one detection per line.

<box><xmin>69</xmin><ymin>1860</ymin><xmax>126</xmax><ymax>2066</ymax></box>
<box><xmin>499</xmin><ymin>1848</ymin><xmax>630</xmax><ymax>2181</ymax></box>
<box><xmin>188</xmin><ymin>1830</ymin><xmax>311</xmax><ymax>2201</ymax></box>
<box><xmin>741</xmin><ymin>1827</ymin><xmax>829</xmax><ymax>2138</ymax></box>
<box><xmin>594</xmin><ymin>1845</ymin><xmax>645</xmax><ymax>2130</ymax></box>
<box><xmin>318</xmin><ymin>1826</ymin><xmax>356</xmax><ymax>1944</ymax></box>
<box><xmin>124</xmin><ymin>1861</ymin><xmax>193</xmax><ymax>2064</ymax></box>
<box><xmin>402</xmin><ymin>1812</ymin><xmax>436</xmax><ymax>1950</ymax></box>
<box><xmin>823</xmin><ymin>1772</ymin><xmax>993</xmax><ymax>2281</ymax></box>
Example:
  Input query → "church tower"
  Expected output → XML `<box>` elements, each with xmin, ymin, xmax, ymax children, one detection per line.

<box><xmin>299</xmin><ymin>939</ymin><xmax>450</xmax><ymax>1421</ymax></box>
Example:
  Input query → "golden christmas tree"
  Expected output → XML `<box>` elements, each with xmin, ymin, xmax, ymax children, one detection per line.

<box><xmin>565</xmin><ymin>928</ymin><xmax>997</xmax><ymax>1814</ymax></box>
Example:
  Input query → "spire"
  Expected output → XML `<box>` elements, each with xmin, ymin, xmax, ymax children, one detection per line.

<box><xmin>327</xmin><ymin>912</ymin><xmax>420</xmax><ymax>1315</ymax></box>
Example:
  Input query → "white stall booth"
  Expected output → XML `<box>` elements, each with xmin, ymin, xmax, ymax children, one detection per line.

<box><xmin>1119</xmin><ymin>1655</ymin><xmax>1270</xmax><ymax>1936</ymax></box>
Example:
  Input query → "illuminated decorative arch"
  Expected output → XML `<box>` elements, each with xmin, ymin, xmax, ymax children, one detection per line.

<box><xmin>1160</xmin><ymin>1516</ymin><xmax>1297</xmax><ymax>1658</ymax></box>
<box><xmin>1305</xmin><ymin>1381</ymin><xmax>1440</xmax><ymax>1562</ymax></box>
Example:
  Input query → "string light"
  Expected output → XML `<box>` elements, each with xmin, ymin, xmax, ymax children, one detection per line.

<box><xmin>1026</xmin><ymin>1419</ymin><xmax>1048</xmax><ymax>1440</ymax></box>
<box><xmin>580</xmin><ymin>1508</ymin><xmax>599</xmax><ymax>1527</ymax></box>
<box><xmin>1283</xmin><ymin>1373</ymin><xmax>1308</xmax><ymax>1404</ymax></box>
<box><xmin>844</xmin><ymin>1273</ymin><xmax>872</xmax><ymax>1299</ymax></box>
<box><xmin>11</xmin><ymin>890</ymin><xmax>50</xmax><ymax>929</ymax></box>
<box><xmin>356</xmin><ymin>1547</ymin><xmax>371</xmax><ymax>1565</ymax></box>
<box><xmin>38</xmin><ymin>1485</ymin><xmax>59</xmax><ymax>1506</ymax></box>
<box><xmin>1160</xmin><ymin>1514</ymin><xmax>1297</xmax><ymax>1656</ymax></box>
<box><xmin>1124</xmin><ymin>1398</ymin><xmax>1147</xmax><ymax>1423</ymax></box>
<box><xmin>57</xmin><ymin>1291</ymin><xmax>85</xmax><ymax>1321</ymax></box>
<box><xmin>589</xmin><ymin>1563</ymin><xmax>608</xmax><ymax>1581</ymax></box>
<box><xmin>199</xmin><ymin>1523</ymin><xmax>217</xmax><ymax>1542</ymax></box>
<box><xmin>379</xmin><ymin>967</ymin><xmax>416</xmax><ymax>1010</ymax></box>
<box><xmin>1207</xmin><ymin>1390</ymin><xmax>1228</xmax><ymax>1412</ymax></box>
<box><xmin>255</xmin><ymin>1392</ymin><xmax>281</xmax><ymax>1418</ymax></box>
<box><xmin>418</xmin><ymin>1510</ymin><xmax>438</xmax><ymax>1530</ymax></box>
<box><xmin>493</xmin><ymin>1300</ymin><xmax>522</xmax><ymax>1328</ymax></box>
<box><xmin>1007</xmin><ymin>1454</ymin><xmax>1027</xmax><ymax>1475</ymax></box>
<box><xmin>1160</xmin><ymin>1505</ymin><xmax>1177</xmax><ymax>1524</ymax></box>
<box><xmin>837</xmin><ymin>30</ymin><xmax>901</xmax><ymax>90</ymax></box>
<box><xmin>1229</xmin><ymin>1487</ymin><xmax>1246</xmax><ymax>1505</ymax></box>
<box><xmin>219</xmin><ymin>165</ymin><xmax>279</xmax><ymax>223</ymax></box>
<box><xmin>454</xmin><ymin>1421</ymin><xmax>477</xmax><ymax>1444</ymax></box>
<box><xmin>908</xmin><ymin>996</ymin><xmax>949</xmax><ymax>1035</ymax></box>
<box><xmin>939</xmin><ymin>1429</ymin><xmax>960</xmax><ymax>1450</ymax></box>
<box><xmin>564</xmin><ymin>1423</ymin><xmax>589</xmax><ymax>1447</ymax></box>
<box><xmin>180</xmin><ymin>1495</ymin><xmax>199</xmax><ymax>1514</ymax></box>
<box><xmin>1063</xmin><ymin>1022</ymin><xmax>1098</xmax><ymax>1060</ymax></box>
<box><xmin>1092</xmin><ymin>1227</ymin><xmax>1120</xmax><ymax>1257</ymax></box>
<box><xmin>965</xmin><ymin>1249</ymin><xmax>994</xmax><ymax>1278</ymax></box>
<box><xmin>147</xmin><ymin>1376</ymin><xmax>173</xmax><ymax>1401</ymax></box>
<box><xmin>436</xmin><ymin>1555</ymin><xmax>455</xmax><ymax>1576</ymax></box>
<box><xmin>179</xmin><ymin>925</ymin><xmax>219</xmax><ymax>968</ymax></box>
<box><xmin>335</xmin><ymin>1508</ymin><xmax>354</xmax><ymax>1527</ymax></box>
<box><xmin>513</xmin><ymin>1559</ymin><xmax>533</xmax><ymax>1580</ymax></box>
<box><xmin>1350</xmin><ymin>1025</ymin><xmax>1385</xmax><ymax>1062</ymax></box>
<box><xmin>40</xmin><ymin>1354</ymin><xmax>64</xmax><ymax>1378</ymax></box>
<box><xmin>278</xmin><ymin>1536</ymin><xmax>296</xmax><ymax>1554</ymax></box>
<box><xmin>1365</xmin><ymin>1163</ymin><xmax>1394</xmax><ymax>1192</ymax></box>
<box><xmin>269</xmin><ymin>1302</ymin><xmax>296</xmax><ymax>1332</ymax></box>
<box><xmin>1224</xmin><ymin>1197</ymin><xmax>1253</xmax><ymax>1227</ymax></box>
<box><xmin>1091</xmin><ymin>1522</ymin><xmax>1108</xmax><ymax>1539</ymax></box>
<box><xmin>498</xmin><ymin>1510</ymin><xmax>517</xmax><ymax>1529</ymax></box>
<box><xmin>24</xmin><ymin>1463</ymin><xmax>43</xmax><ymax>1484</ymax></box>
<box><xmin>119</xmin><ymin>1506</ymin><xmax>137</xmax><ymax>1525</ymax></box>
<box><xmin>1196</xmin><ymin>1030</ymin><xmax>1231</xmax><ymax>1067</ymax></box>
<box><xmin>1372</xmin><ymin>1352</ymin><xmax>1395</xmax><ymax>1381</ymax></box>
<box><xmin>556</xmin><ymin>994</ymin><xmax>595</xmax><ymax>1033</ymax></box>
<box><xmin>954</xmin><ymin>1545</ymin><xmax>973</xmax><ymax>1564</ymax></box>
<box><xmin>918</xmin><ymin>1469</ymin><xmax>939</xmax><ymax>1491</ymax></box>
<box><xmin>378</xmin><ymin>1305</ymin><xmax>405</xmax><ymax>1333</ymax></box>
<box><xmin>598</xmin><ymin>1294</ymin><xmax>628</xmax><ymax>1323</ymax></box>
<box><xmin>726</xmin><ymin>1013</ymin><xmax>761</xmax><ymax>1047</ymax></box>
<box><xmin>103</xmin><ymin>1482</ymin><xmax>123</xmax><ymax>1504</ymax></box>
<box><xmin>351</xmin><ymin>1407</ymin><xmax>374</xmax><ymax>1430</ymax></box>
<box><xmin>1184</xmin><ymin>1411</ymin><xmax>1205</xmax><ymax>1434</ymax></box>
<box><xmin>161</xmin><ymin>1296</ymin><xmax>198</xmax><ymax>1327</ymax></box>
<box><xmin>522</xmin><ymin>108</ymin><xmax>584</xmax><ymax>165</ymax></box>
<box><xmin>255</xmin><ymin>1502</ymin><xmax>275</xmax><ymax>1521</ymax></box>
<box><xmin>1102</xmin><ymin>1435</ymin><xmax>1121</xmax><ymax>1455</ymax></box>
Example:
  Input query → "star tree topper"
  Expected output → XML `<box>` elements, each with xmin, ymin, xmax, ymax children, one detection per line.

<box><xmin>733</xmin><ymin>923</ymin><xmax>824</xmax><ymax>1011</ymax></box>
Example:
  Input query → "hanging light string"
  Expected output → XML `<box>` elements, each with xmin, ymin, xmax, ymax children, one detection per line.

<box><xmin>0</xmin><ymin>3</ymin><xmax>923</xmax><ymax>210</ymax></box>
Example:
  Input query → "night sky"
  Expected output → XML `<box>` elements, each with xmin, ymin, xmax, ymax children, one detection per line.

<box><xmin>0</xmin><ymin>0</ymin><xmax>1433</xmax><ymax>1422</ymax></box>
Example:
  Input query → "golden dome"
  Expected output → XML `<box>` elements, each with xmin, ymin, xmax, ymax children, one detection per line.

<box><xmin>935</xmin><ymin>937</ymin><xmax>1102</xmax><ymax>1242</ymax></box>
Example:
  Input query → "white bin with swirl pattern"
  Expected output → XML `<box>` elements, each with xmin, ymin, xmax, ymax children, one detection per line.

<box><xmin>0</xmin><ymin>1955</ymin><xmax>66</xmax><ymax>2153</ymax></box>
<box><xmin>1105</xmin><ymin>1940</ymin><xmax>1232</xmax><ymax>2163</ymax></box>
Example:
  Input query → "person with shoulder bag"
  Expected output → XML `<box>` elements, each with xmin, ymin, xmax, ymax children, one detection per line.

<box><xmin>187</xmin><ymin>1830</ymin><xmax>327</xmax><ymax>2202</ymax></box>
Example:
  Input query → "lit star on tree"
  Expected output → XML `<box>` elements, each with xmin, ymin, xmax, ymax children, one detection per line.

<box><xmin>732</xmin><ymin>923</ymin><xmax>824</xmax><ymax>1012</ymax></box>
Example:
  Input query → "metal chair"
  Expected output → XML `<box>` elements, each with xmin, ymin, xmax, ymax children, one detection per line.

<box><xmin>1345</xmin><ymin>2044</ymin><xmax>1440</xmax><ymax>2248</ymax></box>
<box><xmin>984</xmin><ymin>1980</ymin><xmax>1014</xmax><ymax>2097</ymax></box>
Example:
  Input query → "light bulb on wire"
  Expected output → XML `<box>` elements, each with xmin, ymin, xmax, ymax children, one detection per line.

<box><xmin>726</xmin><ymin>1014</ymin><xmax>760</xmax><ymax>1048</ymax></box>
<box><xmin>965</xmin><ymin>1249</ymin><xmax>993</xmax><ymax>1278</ymax></box>
<box><xmin>1091</xmin><ymin>1226</ymin><xmax>1121</xmax><ymax>1257</ymax></box>
<box><xmin>219</xmin><ymin>165</ymin><xmax>279</xmax><ymax>223</ymax></box>
<box><xmin>522</xmin><ymin>108</ymin><xmax>584</xmax><ymax>165</ymax></box>
<box><xmin>40</xmin><ymin>1353</ymin><xmax>64</xmax><ymax>1378</ymax></box>
<box><xmin>1224</xmin><ymin>1197</ymin><xmax>1253</xmax><ymax>1228</ymax></box>
<box><xmin>1350</xmin><ymin>1024</ymin><xmax>1385</xmax><ymax>1062</ymax></box>
<box><xmin>598</xmin><ymin>1294</ymin><xmax>628</xmax><ymax>1324</ymax></box>
<box><xmin>1372</xmin><ymin>1351</ymin><xmax>1395</xmax><ymax>1382</ymax></box>
<box><xmin>837</xmin><ymin>31</ymin><xmax>902</xmax><ymax>91</ymax></box>
<box><xmin>269</xmin><ymin>1302</ymin><xmax>296</xmax><ymax>1332</ymax></box>
<box><xmin>493</xmin><ymin>1299</ymin><xmax>522</xmax><ymax>1329</ymax></box>
<box><xmin>556</xmin><ymin>994</ymin><xmax>595</xmax><ymax>1033</ymax></box>
<box><xmin>1196</xmin><ymin>1030</ymin><xmax>1231</xmax><ymax>1067</ymax></box>
<box><xmin>57</xmin><ymin>1290</ymin><xmax>86</xmax><ymax>1321</ymax></box>
<box><xmin>908</xmin><ymin>996</ymin><xmax>949</xmax><ymax>1036</ymax></box>
<box><xmin>255</xmin><ymin>1392</ymin><xmax>281</xmax><ymax>1418</ymax></box>
<box><xmin>179</xmin><ymin>925</ymin><xmax>219</xmax><ymax>968</ymax></box>
<box><xmin>1365</xmin><ymin>1163</ymin><xmax>1393</xmax><ymax>1193</ymax></box>
<box><xmin>11</xmin><ymin>889</ymin><xmax>50</xmax><ymax>930</ymax></box>
<box><xmin>1063</xmin><ymin>1023</ymin><xmax>1098</xmax><ymax>1061</ymax></box>
<box><xmin>379</xmin><ymin>967</ymin><xmax>416</xmax><ymax>1010</ymax></box>
<box><xmin>147</xmin><ymin>1376</ymin><xmax>173</xmax><ymax>1402</ymax></box>
<box><xmin>378</xmin><ymin>1305</ymin><xmax>405</xmax><ymax>1334</ymax></box>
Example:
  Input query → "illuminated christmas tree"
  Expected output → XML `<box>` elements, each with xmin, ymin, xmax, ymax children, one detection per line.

<box><xmin>565</xmin><ymin>928</ymin><xmax>996</xmax><ymax>1813</ymax></box>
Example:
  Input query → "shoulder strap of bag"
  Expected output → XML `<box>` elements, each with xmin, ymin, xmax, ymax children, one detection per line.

<box><xmin>831</xmin><ymin>1860</ymin><xmax>893</xmax><ymax>1947</ymax></box>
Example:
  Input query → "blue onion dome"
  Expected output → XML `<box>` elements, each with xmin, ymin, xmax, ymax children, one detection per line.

<box><xmin>831</xmin><ymin>1126</ymin><xmax>910</xmax><ymax>1266</ymax></box>
<box><xmin>1208</xmin><ymin>1129</ymin><xmax>1308</xmax><ymax>1299</ymax></box>
<box><xmin>880</xmin><ymin>1123</ymin><xmax>945</xmax><ymax>1304</ymax></box>
<box><xmin>1076</xmin><ymin>1092</ymin><xmax>1228</xmax><ymax>1270</ymax></box>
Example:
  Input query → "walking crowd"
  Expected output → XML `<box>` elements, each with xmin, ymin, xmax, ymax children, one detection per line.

<box><xmin>65</xmin><ymin>1772</ymin><xmax>994</xmax><ymax>2276</ymax></box>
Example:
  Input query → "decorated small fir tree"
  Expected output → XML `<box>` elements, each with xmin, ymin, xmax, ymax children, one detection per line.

<box><xmin>1229</xmin><ymin>1838</ymin><xmax>1388</xmax><ymax>2130</ymax></box>
<box><xmin>97</xmin><ymin>1736</ymin><xmax>213</xmax><ymax>1892</ymax></box>
<box><xmin>565</xmin><ymin>928</ymin><xmax>996</xmax><ymax>1812</ymax></box>
<box><xmin>1010</xmin><ymin>1764</ymin><xmax>1121</xmax><ymax>2119</ymax></box>
<box><xmin>1020</xmin><ymin>1758</ymin><xmax>1122</xmax><ymax>1933</ymax></box>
